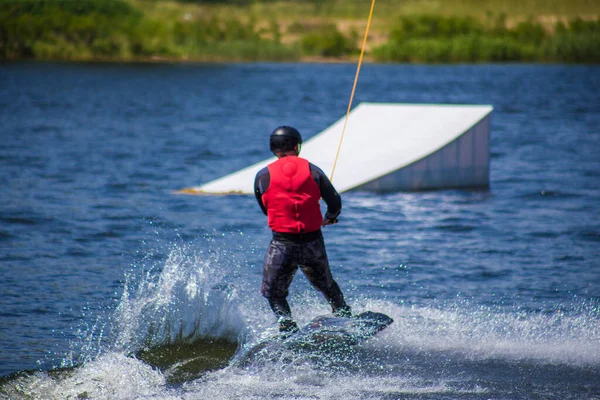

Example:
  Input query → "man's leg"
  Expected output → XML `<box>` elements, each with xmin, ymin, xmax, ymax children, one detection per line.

<box><xmin>261</xmin><ymin>239</ymin><xmax>299</xmax><ymax>333</ymax></box>
<box><xmin>326</xmin><ymin>281</ymin><xmax>352</xmax><ymax>317</ymax></box>
<box><xmin>267</xmin><ymin>297</ymin><xmax>298</xmax><ymax>333</ymax></box>
<box><xmin>300</xmin><ymin>235</ymin><xmax>352</xmax><ymax>317</ymax></box>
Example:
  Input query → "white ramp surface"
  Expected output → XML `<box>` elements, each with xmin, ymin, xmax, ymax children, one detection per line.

<box><xmin>180</xmin><ymin>103</ymin><xmax>492</xmax><ymax>194</ymax></box>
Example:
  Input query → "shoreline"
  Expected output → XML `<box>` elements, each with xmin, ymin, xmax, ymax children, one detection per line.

<box><xmin>3</xmin><ymin>56</ymin><xmax>596</xmax><ymax>65</ymax></box>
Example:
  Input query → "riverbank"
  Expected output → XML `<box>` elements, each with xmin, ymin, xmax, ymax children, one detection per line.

<box><xmin>1</xmin><ymin>0</ymin><xmax>599</xmax><ymax>63</ymax></box>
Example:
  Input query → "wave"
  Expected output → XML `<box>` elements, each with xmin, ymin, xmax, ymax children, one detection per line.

<box><xmin>2</xmin><ymin>242</ymin><xmax>599</xmax><ymax>399</ymax></box>
<box><xmin>110</xmin><ymin>244</ymin><xmax>245</xmax><ymax>352</ymax></box>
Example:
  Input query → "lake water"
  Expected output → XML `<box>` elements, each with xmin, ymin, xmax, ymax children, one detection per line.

<box><xmin>0</xmin><ymin>62</ymin><xmax>599</xmax><ymax>399</ymax></box>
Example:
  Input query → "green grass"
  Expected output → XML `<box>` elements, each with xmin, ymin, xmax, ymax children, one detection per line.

<box><xmin>0</xmin><ymin>0</ymin><xmax>598</xmax><ymax>62</ymax></box>
<box><xmin>0</xmin><ymin>0</ymin><xmax>294</xmax><ymax>61</ymax></box>
<box><xmin>162</xmin><ymin>0</ymin><xmax>598</xmax><ymax>20</ymax></box>
<box><xmin>372</xmin><ymin>14</ymin><xmax>600</xmax><ymax>62</ymax></box>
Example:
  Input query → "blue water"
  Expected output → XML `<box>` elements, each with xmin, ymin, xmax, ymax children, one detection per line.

<box><xmin>0</xmin><ymin>62</ymin><xmax>599</xmax><ymax>399</ymax></box>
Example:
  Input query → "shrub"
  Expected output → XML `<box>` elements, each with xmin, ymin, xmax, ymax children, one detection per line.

<box><xmin>198</xmin><ymin>39</ymin><xmax>299</xmax><ymax>61</ymax></box>
<box><xmin>373</xmin><ymin>14</ymin><xmax>598</xmax><ymax>63</ymax></box>
<box><xmin>543</xmin><ymin>32</ymin><xmax>600</xmax><ymax>62</ymax></box>
<box><xmin>390</xmin><ymin>14</ymin><xmax>483</xmax><ymax>42</ymax></box>
<box><xmin>301</xmin><ymin>24</ymin><xmax>355</xmax><ymax>57</ymax></box>
<box><xmin>568</xmin><ymin>17</ymin><xmax>600</xmax><ymax>34</ymax></box>
<box><xmin>0</xmin><ymin>0</ymin><xmax>141</xmax><ymax>59</ymax></box>
<box><xmin>0</xmin><ymin>0</ymin><xmax>140</xmax><ymax>18</ymax></box>
<box><xmin>511</xmin><ymin>18</ymin><xmax>547</xmax><ymax>46</ymax></box>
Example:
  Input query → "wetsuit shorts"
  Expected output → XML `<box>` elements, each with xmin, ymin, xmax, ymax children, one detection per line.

<box><xmin>261</xmin><ymin>231</ymin><xmax>336</xmax><ymax>300</ymax></box>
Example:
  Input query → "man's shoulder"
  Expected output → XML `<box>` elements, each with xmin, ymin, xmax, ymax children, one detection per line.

<box><xmin>255</xmin><ymin>165</ymin><xmax>269</xmax><ymax>178</ymax></box>
<box><xmin>307</xmin><ymin>162</ymin><xmax>326</xmax><ymax>176</ymax></box>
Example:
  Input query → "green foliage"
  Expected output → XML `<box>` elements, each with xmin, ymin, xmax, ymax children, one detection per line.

<box><xmin>374</xmin><ymin>35</ymin><xmax>538</xmax><ymax>63</ymax></box>
<box><xmin>170</xmin><ymin>0</ymin><xmax>252</xmax><ymax>3</ymax></box>
<box><xmin>199</xmin><ymin>40</ymin><xmax>299</xmax><ymax>61</ymax></box>
<box><xmin>373</xmin><ymin>14</ymin><xmax>600</xmax><ymax>63</ymax></box>
<box><xmin>287</xmin><ymin>21</ymin><xmax>306</xmax><ymax>34</ymax></box>
<box><xmin>0</xmin><ymin>1</ymin><xmax>598</xmax><ymax>63</ymax></box>
<box><xmin>511</xmin><ymin>18</ymin><xmax>547</xmax><ymax>45</ymax></box>
<box><xmin>0</xmin><ymin>0</ymin><xmax>140</xmax><ymax>17</ymax></box>
<box><xmin>390</xmin><ymin>14</ymin><xmax>484</xmax><ymax>42</ymax></box>
<box><xmin>0</xmin><ymin>0</ymin><xmax>297</xmax><ymax>61</ymax></box>
<box><xmin>269</xmin><ymin>20</ymin><xmax>282</xmax><ymax>43</ymax></box>
<box><xmin>301</xmin><ymin>24</ymin><xmax>355</xmax><ymax>57</ymax></box>
<box><xmin>545</xmin><ymin>18</ymin><xmax>600</xmax><ymax>62</ymax></box>
<box><xmin>0</xmin><ymin>0</ymin><xmax>142</xmax><ymax>59</ymax></box>
<box><xmin>568</xmin><ymin>17</ymin><xmax>600</xmax><ymax>34</ymax></box>
<box><xmin>542</xmin><ymin>32</ymin><xmax>600</xmax><ymax>63</ymax></box>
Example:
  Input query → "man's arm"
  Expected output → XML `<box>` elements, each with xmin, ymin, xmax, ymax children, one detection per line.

<box><xmin>310</xmin><ymin>164</ymin><xmax>341</xmax><ymax>221</ymax></box>
<box><xmin>254</xmin><ymin>167</ymin><xmax>269</xmax><ymax>216</ymax></box>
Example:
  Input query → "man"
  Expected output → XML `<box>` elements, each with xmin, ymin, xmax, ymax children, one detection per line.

<box><xmin>254</xmin><ymin>125</ymin><xmax>351</xmax><ymax>334</ymax></box>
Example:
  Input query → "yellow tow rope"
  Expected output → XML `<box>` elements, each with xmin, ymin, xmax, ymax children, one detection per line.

<box><xmin>329</xmin><ymin>0</ymin><xmax>376</xmax><ymax>182</ymax></box>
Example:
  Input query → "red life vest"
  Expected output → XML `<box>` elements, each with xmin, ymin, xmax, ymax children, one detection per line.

<box><xmin>262</xmin><ymin>156</ymin><xmax>323</xmax><ymax>234</ymax></box>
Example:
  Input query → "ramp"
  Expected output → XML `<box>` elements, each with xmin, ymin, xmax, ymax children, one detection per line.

<box><xmin>179</xmin><ymin>103</ymin><xmax>493</xmax><ymax>194</ymax></box>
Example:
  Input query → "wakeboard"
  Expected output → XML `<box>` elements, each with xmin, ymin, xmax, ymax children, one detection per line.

<box><xmin>232</xmin><ymin>311</ymin><xmax>393</xmax><ymax>367</ymax></box>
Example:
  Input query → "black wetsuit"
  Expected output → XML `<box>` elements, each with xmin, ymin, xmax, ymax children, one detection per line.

<box><xmin>254</xmin><ymin>162</ymin><xmax>350</xmax><ymax>323</ymax></box>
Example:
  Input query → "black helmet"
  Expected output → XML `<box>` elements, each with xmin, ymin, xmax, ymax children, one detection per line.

<box><xmin>270</xmin><ymin>126</ymin><xmax>302</xmax><ymax>154</ymax></box>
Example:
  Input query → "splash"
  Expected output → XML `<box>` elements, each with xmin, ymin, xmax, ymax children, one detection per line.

<box><xmin>2</xmin><ymin>239</ymin><xmax>599</xmax><ymax>399</ymax></box>
<box><xmin>2</xmin><ymin>354</ymin><xmax>171</xmax><ymax>400</ymax></box>
<box><xmin>3</xmin><ymin>296</ymin><xmax>599</xmax><ymax>400</ymax></box>
<box><xmin>57</xmin><ymin>236</ymin><xmax>252</xmax><ymax>377</ymax></box>
<box><xmin>111</xmin><ymin>242</ymin><xmax>245</xmax><ymax>353</ymax></box>
<box><xmin>358</xmin><ymin>298</ymin><xmax>600</xmax><ymax>366</ymax></box>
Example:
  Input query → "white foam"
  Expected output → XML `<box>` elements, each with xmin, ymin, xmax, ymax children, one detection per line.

<box><xmin>181</xmin><ymin>368</ymin><xmax>486</xmax><ymax>400</ymax></box>
<box><xmin>10</xmin><ymin>239</ymin><xmax>596</xmax><ymax>400</ymax></box>
<box><xmin>3</xmin><ymin>353</ymin><xmax>174</xmax><ymax>400</ymax></box>
<box><xmin>5</xmin><ymin>296</ymin><xmax>598</xmax><ymax>400</ymax></box>
<box><xmin>365</xmin><ymin>299</ymin><xmax>600</xmax><ymax>366</ymax></box>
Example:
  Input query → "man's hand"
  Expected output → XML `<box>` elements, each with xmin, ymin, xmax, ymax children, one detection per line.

<box><xmin>322</xmin><ymin>217</ymin><xmax>338</xmax><ymax>227</ymax></box>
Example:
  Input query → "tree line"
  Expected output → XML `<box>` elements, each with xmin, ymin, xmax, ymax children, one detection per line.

<box><xmin>1</xmin><ymin>0</ymin><xmax>598</xmax><ymax>62</ymax></box>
